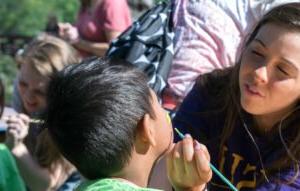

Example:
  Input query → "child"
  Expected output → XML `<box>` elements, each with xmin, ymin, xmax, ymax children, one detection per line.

<box><xmin>45</xmin><ymin>57</ymin><xmax>212</xmax><ymax>191</ymax></box>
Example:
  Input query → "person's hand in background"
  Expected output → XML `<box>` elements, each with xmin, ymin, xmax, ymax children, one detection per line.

<box><xmin>58</xmin><ymin>23</ymin><xmax>79</xmax><ymax>44</ymax></box>
<box><xmin>4</xmin><ymin>114</ymin><xmax>30</xmax><ymax>151</ymax></box>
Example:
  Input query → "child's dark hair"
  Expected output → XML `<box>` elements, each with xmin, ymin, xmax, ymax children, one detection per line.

<box><xmin>45</xmin><ymin>57</ymin><xmax>154</xmax><ymax>179</ymax></box>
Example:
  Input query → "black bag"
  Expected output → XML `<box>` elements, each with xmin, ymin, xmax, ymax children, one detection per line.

<box><xmin>106</xmin><ymin>2</ymin><xmax>174</xmax><ymax>98</ymax></box>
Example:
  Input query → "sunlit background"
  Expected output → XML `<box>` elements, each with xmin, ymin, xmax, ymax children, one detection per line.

<box><xmin>0</xmin><ymin>0</ymin><xmax>167</xmax><ymax>104</ymax></box>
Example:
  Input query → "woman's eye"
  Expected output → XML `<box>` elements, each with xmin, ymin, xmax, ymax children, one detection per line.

<box><xmin>277</xmin><ymin>66</ymin><xmax>289</xmax><ymax>76</ymax></box>
<box><xmin>34</xmin><ymin>90</ymin><xmax>46</xmax><ymax>97</ymax></box>
<box><xmin>251</xmin><ymin>50</ymin><xmax>264</xmax><ymax>58</ymax></box>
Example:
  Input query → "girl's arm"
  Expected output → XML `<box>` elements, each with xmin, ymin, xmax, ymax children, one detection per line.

<box><xmin>11</xmin><ymin>143</ymin><xmax>70</xmax><ymax>191</ymax></box>
<box><xmin>71</xmin><ymin>30</ymin><xmax>120</xmax><ymax>57</ymax></box>
<box><xmin>11</xmin><ymin>143</ymin><xmax>53</xmax><ymax>191</ymax></box>
<box><xmin>59</xmin><ymin>23</ymin><xmax>120</xmax><ymax>57</ymax></box>
<box><xmin>5</xmin><ymin>114</ymin><xmax>68</xmax><ymax>191</ymax></box>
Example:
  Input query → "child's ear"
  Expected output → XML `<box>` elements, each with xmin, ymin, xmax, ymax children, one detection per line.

<box><xmin>137</xmin><ymin>113</ymin><xmax>156</xmax><ymax>147</ymax></box>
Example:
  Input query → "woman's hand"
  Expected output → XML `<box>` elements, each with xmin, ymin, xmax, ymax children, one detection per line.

<box><xmin>167</xmin><ymin>134</ymin><xmax>212</xmax><ymax>191</ymax></box>
<box><xmin>4</xmin><ymin>114</ymin><xmax>30</xmax><ymax>151</ymax></box>
<box><xmin>58</xmin><ymin>22</ymin><xmax>79</xmax><ymax>44</ymax></box>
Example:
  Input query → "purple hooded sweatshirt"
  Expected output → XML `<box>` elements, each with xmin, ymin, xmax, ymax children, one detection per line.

<box><xmin>173</xmin><ymin>82</ymin><xmax>300</xmax><ymax>191</ymax></box>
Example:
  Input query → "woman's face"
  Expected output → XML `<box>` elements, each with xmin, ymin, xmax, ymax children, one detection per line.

<box><xmin>18</xmin><ymin>63</ymin><xmax>49</xmax><ymax>114</ymax></box>
<box><xmin>239</xmin><ymin>23</ymin><xmax>300</xmax><ymax>119</ymax></box>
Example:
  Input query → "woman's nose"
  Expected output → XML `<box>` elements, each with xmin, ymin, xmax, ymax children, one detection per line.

<box><xmin>254</xmin><ymin>66</ymin><xmax>268</xmax><ymax>84</ymax></box>
<box><xmin>24</xmin><ymin>90</ymin><xmax>35</xmax><ymax>102</ymax></box>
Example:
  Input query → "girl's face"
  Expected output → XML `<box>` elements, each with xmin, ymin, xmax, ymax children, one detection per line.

<box><xmin>18</xmin><ymin>62</ymin><xmax>49</xmax><ymax>114</ymax></box>
<box><xmin>239</xmin><ymin>23</ymin><xmax>300</xmax><ymax>121</ymax></box>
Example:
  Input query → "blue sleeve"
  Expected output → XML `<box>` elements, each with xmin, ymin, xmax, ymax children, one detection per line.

<box><xmin>57</xmin><ymin>171</ymin><xmax>82</xmax><ymax>191</ymax></box>
<box><xmin>255</xmin><ymin>170</ymin><xmax>300</xmax><ymax>191</ymax></box>
<box><xmin>172</xmin><ymin>84</ymin><xmax>211</xmax><ymax>143</ymax></box>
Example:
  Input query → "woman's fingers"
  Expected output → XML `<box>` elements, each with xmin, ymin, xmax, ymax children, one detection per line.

<box><xmin>6</xmin><ymin>124</ymin><xmax>26</xmax><ymax>140</ymax></box>
<box><xmin>194</xmin><ymin>140</ymin><xmax>210</xmax><ymax>161</ymax></box>
<box><xmin>4</xmin><ymin>114</ymin><xmax>30</xmax><ymax>139</ymax></box>
<box><xmin>182</xmin><ymin>134</ymin><xmax>196</xmax><ymax>177</ymax></box>
<box><xmin>6</xmin><ymin>127</ymin><xmax>19</xmax><ymax>138</ymax></box>
<box><xmin>173</xmin><ymin>141</ymin><xmax>185</xmax><ymax>174</ymax></box>
<box><xmin>7</xmin><ymin>115</ymin><xmax>24</xmax><ymax>126</ymax></box>
<box><xmin>166</xmin><ymin>137</ymin><xmax>212</xmax><ymax>190</ymax></box>
<box><xmin>194</xmin><ymin>142</ymin><xmax>212</xmax><ymax>182</ymax></box>
<box><xmin>5</xmin><ymin>114</ymin><xmax>30</xmax><ymax>125</ymax></box>
<box><xmin>18</xmin><ymin>113</ymin><xmax>30</xmax><ymax>125</ymax></box>
<box><xmin>182</xmin><ymin>134</ymin><xmax>194</xmax><ymax>162</ymax></box>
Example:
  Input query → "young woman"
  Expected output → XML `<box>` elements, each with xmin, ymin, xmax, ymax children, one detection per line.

<box><xmin>173</xmin><ymin>3</ymin><xmax>300</xmax><ymax>190</ymax></box>
<box><xmin>5</xmin><ymin>34</ymin><xmax>81</xmax><ymax>191</ymax></box>
<box><xmin>164</xmin><ymin>0</ymin><xmax>299</xmax><ymax>110</ymax></box>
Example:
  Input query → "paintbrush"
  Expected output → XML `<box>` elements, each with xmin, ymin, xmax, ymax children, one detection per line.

<box><xmin>29</xmin><ymin>118</ymin><xmax>44</xmax><ymax>124</ymax></box>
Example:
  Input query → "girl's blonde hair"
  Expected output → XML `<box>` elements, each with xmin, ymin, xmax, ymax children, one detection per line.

<box><xmin>19</xmin><ymin>33</ymin><xmax>80</xmax><ymax>77</ymax></box>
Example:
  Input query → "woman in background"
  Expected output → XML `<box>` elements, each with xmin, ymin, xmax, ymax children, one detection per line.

<box><xmin>59</xmin><ymin>0</ymin><xmax>132</xmax><ymax>57</ymax></box>
<box><xmin>5</xmin><ymin>34</ymin><xmax>81</xmax><ymax>191</ymax></box>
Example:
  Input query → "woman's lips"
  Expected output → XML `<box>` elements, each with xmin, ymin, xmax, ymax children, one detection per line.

<box><xmin>244</xmin><ymin>84</ymin><xmax>264</xmax><ymax>97</ymax></box>
<box><xmin>24</xmin><ymin>101</ymin><xmax>38</xmax><ymax>111</ymax></box>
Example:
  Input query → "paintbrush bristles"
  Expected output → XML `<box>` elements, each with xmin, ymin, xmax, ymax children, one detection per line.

<box><xmin>29</xmin><ymin>118</ymin><xmax>44</xmax><ymax>124</ymax></box>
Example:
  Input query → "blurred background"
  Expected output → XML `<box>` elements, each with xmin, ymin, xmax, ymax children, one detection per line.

<box><xmin>0</xmin><ymin>0</ymin><xmax>166</xmax><ymax>105</ymax></box>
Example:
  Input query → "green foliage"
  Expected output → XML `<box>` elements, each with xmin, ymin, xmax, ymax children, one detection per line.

<box><xmin>0</xmin><ymin>0</ymin><xmax>167</xmax><ymax>105</ymax></box>
<box><xmin>0</xmin><ymin>55</ymin><xmax>17</xmax><ymax>105</ymax></box>
<box><xmin>0</xmin><ymin>0</ymin><xmax>80</xmax><ymax>105</ymax></box>
<box><xmin>0</xmin><ymin>0</ymin><xmax>79</xmax><ymax>36</ymax></box>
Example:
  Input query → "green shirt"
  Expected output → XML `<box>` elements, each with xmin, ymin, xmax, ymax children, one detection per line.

<box><xmin>76</xmin><ymin>178</ymin><xmax>163</xmax><ymax>191</ymax></box>
<box><xmin>0</xmin><ymin>144</ymin><xmax>26</xmax><ymax>191</ymax></box>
